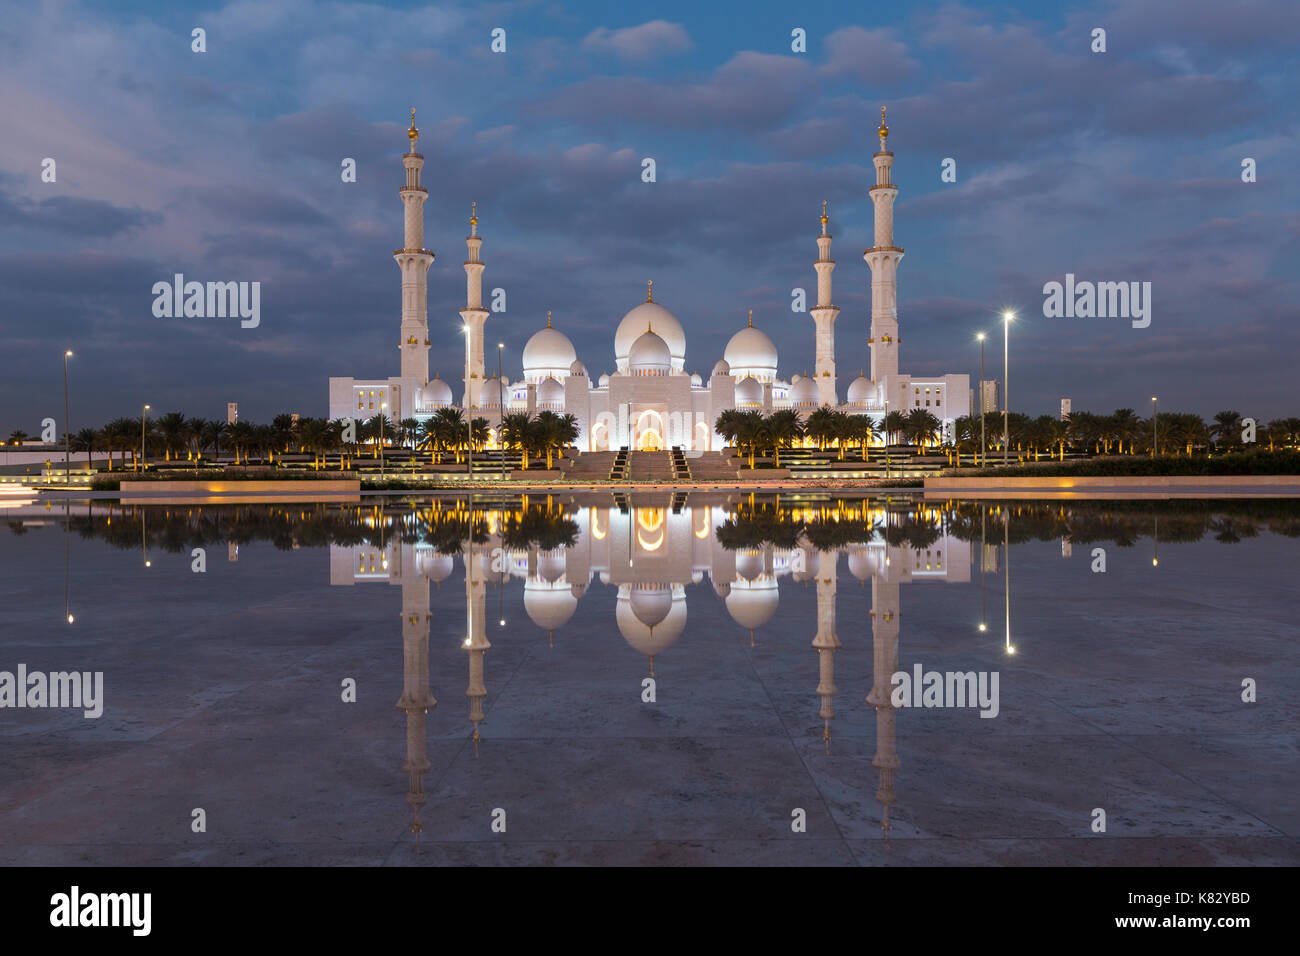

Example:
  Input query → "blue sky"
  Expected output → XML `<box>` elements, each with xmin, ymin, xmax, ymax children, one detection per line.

<box><xmin>2</xmin><ymin>0</ymin><xmax>1297</xmax><ymax>427</ymax></box>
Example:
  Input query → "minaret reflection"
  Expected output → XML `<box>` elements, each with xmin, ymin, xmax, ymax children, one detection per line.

<box><xmin>811</xmin><ymin>548</ymin><xmax>840</xmax><ymax>753</ymax></box>
<box><xmin>464</xmin><ymin>535</ymin><xmax>490</xmax><ymax>754</ymax></box>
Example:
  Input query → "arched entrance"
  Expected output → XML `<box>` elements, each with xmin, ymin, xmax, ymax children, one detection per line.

<box><xmin>638</xmin><ymin>429</ymin><xmax>663</xmax><ymax>451</ymax></box>
<box><xmin>633</xmin><ymin>409</ymin><xmax>665</xmax><ymax>451</ymax></box>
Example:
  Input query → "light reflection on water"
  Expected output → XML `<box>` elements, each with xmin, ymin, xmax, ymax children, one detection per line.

<box><xmin>3</xmin><ymin>494</ymin><xmax>1298</xmax><ymax>865</ymax></box>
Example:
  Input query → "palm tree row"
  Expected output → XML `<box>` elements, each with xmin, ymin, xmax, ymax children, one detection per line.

<box><xmin>715</xmin><ymin>407</ymin><xmax>945</xmax><ymax>466</ymax></box>
<box><xmin>497</xmin><ymin>410</ymin><xmax>581</xmax><ymax>469</ymax></box>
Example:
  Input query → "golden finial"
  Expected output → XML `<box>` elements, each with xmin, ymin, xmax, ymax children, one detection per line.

<box><xmin>878</xmin><ymin>105</ymin><xmax>888</xmax><ymax>138</ymax></box>
<box><xmin>748</xmin><ymin>308</ymin><xmax>753</xmax><ymax>328</ymax></box>
<box><xmin>546</xmin><ymin>310</ymin><xmax>552</xmax><ymax>329</ymax></box>
<box><xmin>408</xmin><ymin>107</ymin><xmax>418</xmax><ymax>143</ymax></box>
<box><xmin>820</xmin><ymin>200</ymin><xmax>828</xmax><ymax>225</ymax></box>
<box><xmin>647</xmin><ymin>279</ymin><xmax>653</xmax><ymax>303</ymax></box>
<box><xmin>470</xmin><ymin>201</ymin><xmax>477</xmax><ymax>226</ymax></box>
<box><xmin>647</xmin><ymin>318</ymin><xmax>653</xmax><ymax>333</ymax></box>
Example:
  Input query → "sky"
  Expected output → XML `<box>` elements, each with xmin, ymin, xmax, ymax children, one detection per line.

<box><xmin>1</xmin><ymin>0</ymin><xmax>1297</xmax><ymax>430</ymax></box>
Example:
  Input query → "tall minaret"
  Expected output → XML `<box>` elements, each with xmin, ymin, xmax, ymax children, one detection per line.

<box><xmin>460</xmin><ymin>203</ymin><xmax>489</xmax><ymax>409</ymax></box>
<box><xmin>397</xmin><ymin>109</ymin><xmax>435</xmax><ymax>387</ymax></box>
<box><xmin>811</xmin><ymin>202</ymin><xmax>839</xmax><ymax>406</ymax></box>
<box><xmin>811</xmin><ymin>549</ymin><xmax>841</xmax><ymax>752</ymax></box>
<box><xmin>865</xmin><ymin>106</ymin><xmax>902</xmax><ymax>384</ymax></box>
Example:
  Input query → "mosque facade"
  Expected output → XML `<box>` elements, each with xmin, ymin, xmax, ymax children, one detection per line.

<box><xmin>328</xmin><ymin>109</ymin><xmax>970</xmax><ymax>450</ymax></box>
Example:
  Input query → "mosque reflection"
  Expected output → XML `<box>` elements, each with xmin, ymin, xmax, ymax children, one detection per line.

<box><xmin>327</xmin><ymin>494</ymin><xmax>974</xmax><ymax>838</ymax></box>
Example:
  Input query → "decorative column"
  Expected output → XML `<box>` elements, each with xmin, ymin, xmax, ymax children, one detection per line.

<box><xmin>811</xmin><ymin>202</ymin><xmax>839</xmax><ymax>406</ymax></box>
<box><xmin>396</xmin><ymin>109</ymin><xmax>434</xmax><ymax>386</ymax></box>
<box><xmin>865</xmin><ymin>106</ymin><xmax>902</xmax><ymax>385</ymax></box>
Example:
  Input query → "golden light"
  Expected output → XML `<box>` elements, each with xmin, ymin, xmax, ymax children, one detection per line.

<box><xmin>65</xmin><ymin>350</ymin><xmax>73</xmax><ymax>357</ymax></box>
<box><xmin>1152</xmin><ymin>558</ymin><xmax>1158</xmax><ymax>566</ymax></box>
<box><xmin>978</xmin><ymin>623</ymin><xmax>986</xmax><ymax>631</ymax></box>
<box><xmin>1006</xmin><ymin>646</ymin><xmax>1016</xmax><ymax>655</ymax></box>
<box><xmin>1003</xmin><ymin>311</ymin><xmax>1014</xmax><ymax>323</ymax></box>
<box><xmin>67</xmin><ymin>614</ymin><xmax>75</xmax><ymax>623</ymax></box>
<box><xmin>976</xmin><ymin>333</ymin><xmax>985</xmax><ymax>341</ymax></box>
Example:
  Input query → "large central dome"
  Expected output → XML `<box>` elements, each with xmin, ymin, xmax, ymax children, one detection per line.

<box><xmin>615</xmin><ymin>301</ymin><xmax>685</xmax><ymax>372</ymax></box>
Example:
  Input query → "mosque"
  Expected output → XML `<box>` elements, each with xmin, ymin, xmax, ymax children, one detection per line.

<box><xmin>328</xmin><ymin>108</ymin><xmax>969</xmax><ymax>450</ymax></box>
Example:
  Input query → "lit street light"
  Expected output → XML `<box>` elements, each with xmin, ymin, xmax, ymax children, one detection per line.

<box><xmin>1151</xmin><ymin>396</ymin><xmax>1158</xmax><ymax>458</ymax></box>
<box><xmin>138</xmin><ymin>404</ymin><xmax>150</xmax><ymax>473</ymax></box>
<box><xmin>62</xmin><ymin>348</ymin><xmax>72</xmax><ymax>481</ymax></box>
<box><xmin>976</xmin><ymin>333</ymin><xmax>985</xmax><ymax>467</ymax></box>
<box><xmin>1002</xmin><ymin>311</ymin><xmax>1014</xmax><ymax>466</ymax></box>
<box><xmin>498</xmin><ymin>342</ymin><xmax>505</xmax><ymax>481</ymax></box>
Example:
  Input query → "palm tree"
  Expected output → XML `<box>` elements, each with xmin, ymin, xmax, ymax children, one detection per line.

<box><xmin>272</xmin><ymin>413</ymin><xmax>297</xmax><ymax>453</ymax></box>
<box><xmin>882</xmin><ymin>410</ymin><xmax>907</xmax><ymax>449</ymax></box>
<box><xmin>156</xmin><ymin>411</ymin><xmax>187</xmax><ymax>461</ymax></box>
<box><xmin>766</xmin><ymin>409</ymin><xmax>803</xmax><ymax>468</ymax></box>
<box><xmin>804</xmin><ymin>407</ymin><xmax>838</xmax><ymax>452</ymax></box>
<box><xmin>534</xmin><ymin>410</ymin><xmax>567</xmax><ymax>469</ymax></box>
<box><xmin>715</xmin><ymin>409</ymin><xmax>744</xmax><ymax>455</ymax></box>
<box><xmin>199</xmin><ymin>419</ymin><xmax>227</xmax><ymax>462</ymax></box>
<box><xmin>430</xmin><ymin>407</ymin><xmax>465</xmax><ymax>462</ymax></box>
<box><xmin>904</xmin><ymin>408</ymin><xmax>941</xmax><ymax>451</ymax></box>
<box><xmin>102</xmin><ymin>417</ymin><xmax>136</xmax><ymax>470</ymax></box>
<box><xmin>1108</xmin><ymin>408</ymin><xmax>1140</xmax><ymax>454</ymax></box>
<box><xmin>849</xmin><ymin>414</ymin><xmax>875</xmax><ymax>461</ymax></box>
<box><xmin>71</xmin><ymin>427</ymin><xmax>97</xmax><ymax>469</ymax></box>
<box><xmin>733</xmin><ymin>411</ymin><xmax>766</xmax><ymax>469</ymax></box>
<box><xmin>6</xmin><ymin>429</ymin><xmax>29</xmax><ymax>445</ymax></box>
<box><xmin>226</xmin><ymin>421</ymin><xmax>255</xmax><ymax>465</ymax></box>
<box><xmin>470</xmin><ymin>417</ymin><xmax>490</xmax><ymax>454</ymax></box>
<box><xmin>557</xmin><ymin>413</ymin><xmax>580</xmax><ymax>458</ymax></box>
<box><xmin>399</xmin><ymin>417</ymin><xmax>419</xmax><ymax>450</ymax></box>
<box><xmin>500</xmin><ymin>412</ymin><xmax>535</xmax><ymax>469</ymax></box>
<box><xmin>1211</xmin><ymin>410</ymin><xmax>1243</xmax><ymax>449</ymax></box>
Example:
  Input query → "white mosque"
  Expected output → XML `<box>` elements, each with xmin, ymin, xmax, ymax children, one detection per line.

<box><xmin>328</xmin><ymin>108</ymin><xmax>969</xmax><ymax>450</ymax></box>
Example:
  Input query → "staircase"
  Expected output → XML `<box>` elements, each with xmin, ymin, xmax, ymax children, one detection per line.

<box><xmin>670</xmin><ymin>446</ymin><xmax>691</xmax><ymax>480</ymax></box>
<box><xmin>609</xmin><ymin>447</ymin><xmax>629</xmax><ymax>480</ymax></box>
<box><xmin>627</xmin><ymin>451</ymin><xmax>675</xmax><ymax>481</ymax></box>
<box><xmin>688</xmin><ymin>451</ymin><xmax>741</xmax><ymax>481</ymax></box>
<box><xmin>560</xmin><ymin>451</ymin><xmax>617</xmax><ymax>480</ymax></box>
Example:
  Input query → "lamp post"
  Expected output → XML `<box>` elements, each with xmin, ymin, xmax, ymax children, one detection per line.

<box><xmin>138</xmin><ymin>404</ymin><xmax>150</xmax><ymax>472</ymax></box>
<box><xmin>976</xmin><ymin>333</ymin><xmax>985</xmax><ymax>467</ymax></box>
<box><xmin>497</xmin><ymin>342</ymin><xmax>505</xmax><ymax>481</ymax></box>
<box><xmin>1003</xmin><ymin>506</ymin><xmax>1013</xmax><ymax>655</ymax></box>
<box><xmin>62</xmin><ymin>350</ymin><xmax>73</xmax><ymax>484</ymax></box>
<box><xmin>1151</xmin><ymin>396</ymin><xmax>1158</xmax><ymax>458</ymax></box>
<box><xmin>1002</xmin><ymin>311</ymin><xmax>1014</xmax><ymax>465</ymax></box>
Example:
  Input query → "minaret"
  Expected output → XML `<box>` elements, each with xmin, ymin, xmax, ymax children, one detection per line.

<box><xmin>865</xmin><ymin>106</ymin><xmax>902</xmax><ymax>385</ymax></box>
<box><xmin>396</xmin><ymin>109</ymin><xmax>435</xmax><ymax>387</ymax></box>
<box><xmin>868</xmin><ymin>566</ymin><xmax>902</xmax><ymax>840</ymax></box>
<box><xmin>395</xmin><ymin>560</ymin><xmax>435</xmax><ymax>839</ymax></box>
<box><xmin>460</xmin><ymin>202</ymin><xmax>489</xmax><ymax>409</ymax></box>
<box><xmin>463</xmin><ymin>539</ymin><xmax>491</xmax><ymax>753</ymax></box>
<box><xmin>811</xmin><ymin>549</ymin><xmax>842</xmax><ymax>752</ymax></box>
<box><xmin>811</xmin><ymin>202</ymin><xmax>840</xmax><ymax>407</ymax></box>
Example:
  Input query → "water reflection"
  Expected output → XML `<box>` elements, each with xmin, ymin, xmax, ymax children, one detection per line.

<box><xmin>21</xmin><ymin>495</ymin><xmax>1300</xmax><ymax>854</ymax></box>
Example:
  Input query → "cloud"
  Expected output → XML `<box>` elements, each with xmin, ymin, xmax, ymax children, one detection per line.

<box><xmin>582</xmin><ymin>20</ymin><xmax>691</xmax><ymax>62</ymax></box>
<box><xmin>821</xmin><ymin>26</ymin><xmax>919</xmax><ymax>84</ymax></box>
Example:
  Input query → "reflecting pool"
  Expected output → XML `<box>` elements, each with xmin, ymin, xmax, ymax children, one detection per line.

<box><xmin>2</xmin><ymin>494</ymin><xmax>1297</xmax><ymax>865</ymax></box>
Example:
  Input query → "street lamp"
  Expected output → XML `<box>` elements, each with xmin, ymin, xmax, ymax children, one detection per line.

<box><xmin>1002</xmin><ymin>311</ymin><xmax>1014</xmax><ymax>465</ymax></box>
<box><xmin>138</xmin><ymin>404</ymin><xmax>150</xmax><ymax>472</ymax></box>
<box><xmin>976</xmin><ymin>333</ymin><xmax>985</xmax><ymax>467</ymax></box>
<box><xmin>497</xmin><ymin>342</ymin><xmax>505</xmax><ymax>481</ymax></box>
<box><xmin>63</xmin><ymin>350</ymin><xmax>73</xmax><ymax>484</ymax></box>
<box><xmin>1151</xmin><ymin>396</ymin><xmax>1158</xmax><ymax>458</ymax></box>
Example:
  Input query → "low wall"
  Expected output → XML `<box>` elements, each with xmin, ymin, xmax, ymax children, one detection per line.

<box><xmin>737</xmin><ymin>468</ymin><xmax>792</xmax><ymax>479</ymax></box>
<box><xmin>511</xmin><ymin>469</ymin><xmax>561</xmax><ymax>480</ymax></box>
<box><xmin>117</xmin><ymin>480</ymin><xmax>361</xmax><ymax>494</ymax></box>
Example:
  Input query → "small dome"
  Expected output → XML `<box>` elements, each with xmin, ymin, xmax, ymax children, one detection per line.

<box><xmin>725</xmin><ymin>578</ymin><xmax>779</xmax><ymax>630</ymax></box>
<box><xmin>792</xmin><ymin>547</ymin><xmax>819</xmax><ymax>582</ymax></box>
<box><xmin>711</xmin><ymin>359</ymin><xmax>731</xmax><ymax>378</ymax></box>
<box><xmin>523</xmin><ymin>325</ymin><xmax>577</xmax><ymax>379</ymax></box>
<box><xmin>598</xmin><ymin>373</ymin><xmax>610</xmax><ymax>388</ymax></box>
<box><xmin>569</xmin><ymin>359</ymin><xmax>586</xmax><ymax>377</ymax></box>
<box><xmin>417</xmin><ymin>550</ymin><xmax>454</xmax><ymax>583</ymax></box>
<box><xmin>735</xmin><ymin>376</ymin><xmax>762</xmax><ymax>406</ymax></box>
<box><xmin>848</xmin><ymin>549</ymin><xmax>875</xmax><ymax>582</ymax></box>
<box><xmin>616</xmin><ymin>302</ymin><xmax>685</xmax><ymax>371</ymax></box>
<box><xmin>790</xmin><ymin>376</ymin><xmax>818</xmax><ymax>406</ymax></box>
<box><xmin>724</xmin><ymin>324</ymin><xmax>778</xmax><ymax>380</ymax></box>
<box><xmin>537</xmin><ymin>550</ymin><xmax>566</xmax><ymax>583</ymax></box>
<box><xmin>690</xmin><ymin>372</ymin><xmax>703</xmax><ymax>387</ymax></box>
<box><xmin>628</xmin><ymin>329</ymin><xmax>671</xmax><ymax>374</ymax></box>
<box><xmin>424</xmin><ymin>377</ymin><xmax>453</xmax><ymax>407</ymax></box>
<box><xmin>524</xmin><ymin>578</ymin><xmax>578</xmax><ymax>631</ymax></box>
<box><xmin>538</xmin><ymin>377</ymin><xmax>564</xmax><ymax>404</ymax></box>
<box><xmin>735</xmin><ymin>549</ymin><xmax>764</xmax><ymax>581</ymax></box>
<box><xmin>616</xmin><ymin>584</ymin><xmax>687</xmax><ymax>656</ymax></box>
<box><xmin>846</xmin><ymin>374</ymin><xmax>873</xmax><ymax>405</ymax></box>
<box><xmin>480</xmin><ymin>376</ymin><xmax>505</xmax><ymax>408</ymax></box>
